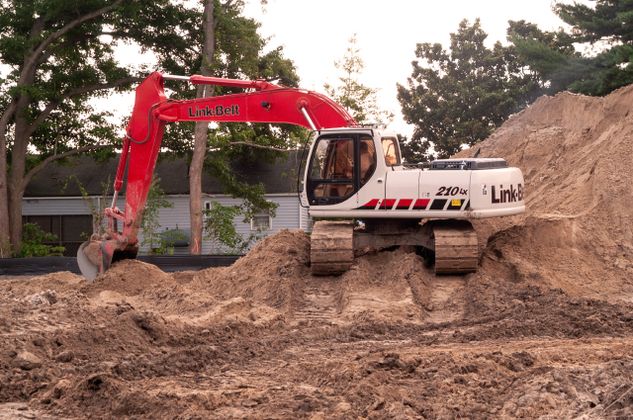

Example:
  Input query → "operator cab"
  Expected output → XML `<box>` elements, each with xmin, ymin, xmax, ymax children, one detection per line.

<box><xmin>304</xmin><ymin>129</ymin><xmax>401</xmax><ymax>206</ymax></box>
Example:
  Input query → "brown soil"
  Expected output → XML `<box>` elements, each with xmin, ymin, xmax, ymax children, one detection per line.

<box><xmin>3</xmin><ymin>86</ymin><xmax>633</xmax><ymax>419</ymax></box>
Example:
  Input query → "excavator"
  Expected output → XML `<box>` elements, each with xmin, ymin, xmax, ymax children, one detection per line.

<box><xmin>77</xmin><ymin>71</ymin><xmax>525</xmax><ymax>280</ymax></box>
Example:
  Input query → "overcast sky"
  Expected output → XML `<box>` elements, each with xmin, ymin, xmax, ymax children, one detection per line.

<box><xmin>241</xmin><ymin>0</ymin><xmax>576</xmax><ymax>136</ymax></box>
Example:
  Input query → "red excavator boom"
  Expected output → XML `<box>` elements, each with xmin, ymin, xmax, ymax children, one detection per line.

<box><xmin>77</xmin><ymin>71</ymin><xmax>357</xmax><ymax>279</ymax></box>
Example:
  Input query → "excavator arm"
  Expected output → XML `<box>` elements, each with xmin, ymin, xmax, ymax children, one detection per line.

<box><xmin>77</xmin><ymin>71</ymin><xmax>357</xmax><ymax>280</ymax></box>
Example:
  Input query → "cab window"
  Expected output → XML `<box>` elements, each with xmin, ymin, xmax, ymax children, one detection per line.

<box><xmin>309</xmin><ymin>137</ymin><xmax>354</xmax><ymax>201</ymax></box>
<box><xmin>359</xmin><ymin>137</ymin><xmax>376</xmax><ymax>185</ymax></box>
<box><xmin>307</xmin><ymin>134</ymin><xmax>380</xmax><ymax>205</ymax></box>
<box><xmin>381</xmin><ymin>137</ymin><xmax>400</xmax><ymax>166</ymax></box>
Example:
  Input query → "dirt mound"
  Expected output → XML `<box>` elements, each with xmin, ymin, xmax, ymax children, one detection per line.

<box><xmin>88</xmin><ymin>259</ymin><xmax>175</xmax><ymax>297</ymax></box>
<box><xmin>191</xmin><ymin>231</ymin><xmax>434</xmax><ymax>324</ymax></box>
<box><xmin>338</xmin><ymin>249</ymin><xmax>431</xmax><ymax>321</ymax></box>
<box><xmin>192</xmin><ymin>229</ymin><xmax>309</xmax><ymax>311</ymax></box>
<box><xmin>459</xmin><ymin>85</ymin><xmax>633</xmax><ymax>301</ymax></box>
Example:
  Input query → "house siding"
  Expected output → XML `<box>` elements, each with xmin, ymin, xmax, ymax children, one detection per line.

<box><xmin>22</xmin><ymin>197</ymin><xmax>98</xmax><ymax>216</ymax></box>
<box><xmin>22</xmin><ymin>194</ymin><xmax>311</xmax><ymax>256</ymax></box>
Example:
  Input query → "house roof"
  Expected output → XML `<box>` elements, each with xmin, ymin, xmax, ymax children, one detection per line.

<box><xmin>24</xmin><ymin>152</ymin><xmax>304</xmax><ymax>197</ymax></box>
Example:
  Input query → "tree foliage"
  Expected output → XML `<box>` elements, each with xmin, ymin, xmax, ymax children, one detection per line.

<box><xmin>140</xmin><ymin>176</ymin><xmax>174</xmax><ymax>255</ymax></box>
<box><xmin>511</xmin><ymin>0</ymin><xmax>633</xmax><ymax>96</ymax></box>
<box><xmin>324</xmin><ymin>34</ymin><xmax>393</xmax><ymax>126</ymax></box>
<box><xmin>19</xmin><ymin>223</ymin><xmax>65</xmax><ymax>257</ymax></box>
<box><xmin>0</xmin><ymin>0</ymin><xmax>301</xmax><ymax>255</ymax></box>
<box><xmin>203</xmin><ymin>202</ymin><xmax>251</xmax><ymax>254</ymax></box>
<box><xmin>162</xmin><ymin>0</ymin><xmax>301</xmax><ymax>253</ymax></box>
<box><xmin>62</xmin><ymin>173</ymin><xmax>111</xmax><ymax>236</ymax></box>
<box><xmin>0</xmin><ymin>0</ymin><xmax>200</xmax><ymax>255</ymax></box>
<box><xmin>159</xmin><ymin>0</ymin><xmax>302</xmax><ymax>155</ymax></box>
<box><xmin>397</xmin><ymin>19</ymin><xmax>541</xmax><ymax>161</ymax></box>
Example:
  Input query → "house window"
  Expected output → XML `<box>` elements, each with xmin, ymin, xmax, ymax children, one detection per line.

<box><xmin>203</xmin><ymin>201</ymin><xmax>213</xmax><ymax>221</ymax></box>
<box><xmin>22</xmin><ymin>214</ymin><xmax>94</xmax><ymax>256</ymax></box>
<box><xmin>251</xmin><ymin>213</ymin><xmax>272</xmax><ymax>231</ymax></box>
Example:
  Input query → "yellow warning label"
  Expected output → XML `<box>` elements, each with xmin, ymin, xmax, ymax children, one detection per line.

<box><xmin>451</xmin><ymin>199</ymin><xmax>462</xmax><ymax>207</ymax></box>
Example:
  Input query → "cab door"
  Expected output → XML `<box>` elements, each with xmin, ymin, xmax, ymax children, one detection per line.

<box><xmin>306</xmin><ymin>131</ymin><xmax>385</xmax><ymax>208</ymax></box>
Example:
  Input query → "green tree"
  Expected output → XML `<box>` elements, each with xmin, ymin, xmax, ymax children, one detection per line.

<box><xmin>203</xmin><ymin>201</ymin><xmax>255</xmax><ymax>254</ymax></box>
<box><xmin>397</xmin><ymin>19</ymin><xmax>542</xmax><ymax>161</ymax></box>
<box><xmin>511</xmin><ymin>1</ymin><xmax>633</xmax><ymax>95</ymax></box>
<box><xmin>325</xmin><ymin>34</ymin><xmax>393</xmax><ymax>126</ymax></box>
<box><xmin>62</xmin><ymin>174</ymin><xmax>111</xmax><ymax>237</ymax></box>
<box><xmin>0</xmin><ymin>0</ymin><xmax>199</xmax><ymax>256</ymax></box>
<box><xmin>506</xmin><ymin>20</ymin><xmax>581</xmax><ymax>94</ymax></box>
<box><xmin>19</xmin><ymin>223</ymin><xmax>65</xmax><ymax>257</ymax></box>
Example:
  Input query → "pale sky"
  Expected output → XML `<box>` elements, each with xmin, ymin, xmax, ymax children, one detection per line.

<box><xmin>241</xmin><ymin>0</ymin><xmax>574</xmax><ymax>137</ymax></box>
<box><xmin>4</xmin><ymin>1</ymin><xmax>581</xmax><ymax>138</ymax></box>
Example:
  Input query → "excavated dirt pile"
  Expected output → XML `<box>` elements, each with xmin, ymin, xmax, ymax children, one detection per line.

<box><xmin>461</xmin><ymin>85</ymin><xmax>633</xmax><ymax>302</ymax></box>
<box><xmin>2</xmin><ymin>86</ymin><xmax>633</xmax><ymax>418</ymax></box>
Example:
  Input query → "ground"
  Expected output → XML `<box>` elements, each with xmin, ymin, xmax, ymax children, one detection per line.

<box><xmin>0</xmin><ymin>232</ymin><xmax>632</xmax><ymax>419</ymax></box>
<box><xmin>2</xmin><ymin>79</ymin><xmax>633</xmax><ymax>419</ymax></box>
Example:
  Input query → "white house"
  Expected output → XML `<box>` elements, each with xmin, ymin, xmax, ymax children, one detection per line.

<box><xmin>22</xmin><ymin>153</ymin><xmax>311</xmax><ymax>256</ymax></box>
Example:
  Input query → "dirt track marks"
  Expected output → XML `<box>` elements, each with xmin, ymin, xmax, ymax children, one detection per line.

<box><xmin>293</xmin><ymin>277</ymin><xmax>340</xmax><ymax>323</ymax></box>
<box><xmin>425</xmin><ymin>276</ymin><xmax>466</xmax><ymax>324</ymax></box>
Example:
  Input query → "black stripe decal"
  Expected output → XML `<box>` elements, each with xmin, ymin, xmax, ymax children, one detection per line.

<box><xmin>430</xmin><ymin>199</ymin><xmax>447</xmax><ymax>210</ymax></box>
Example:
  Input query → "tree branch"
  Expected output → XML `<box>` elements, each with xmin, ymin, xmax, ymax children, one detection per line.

<box><xmin>0</xmin><ymin>100</ymin><xmax>18</xmax><ymax>143</ymax></box>
<box><xmin>29</xmin><ymin>16</ymin><xmax>46</xmax><ymax>40</ymax></box>
<box><xmin>35</xmin><ymin>49</ymin><xmax>54</xmax><ymax>67</ymax></box>
<box><xmin>22</xmin><ymin>144</ymin><xmax>112</xmax><ymax>190</ymax></box>
<box><xmin>97</xmin><ymin>30</ymin><xmax>129</xmax><ymax>38</ymax></box>
<box><xmin>26</xmin><ymin>76</ymin><xmax>141</xmax><ymax>138</ymax></box>
<box><xmin>19</xmin><ymin>0</ymin><xmax>125</xmax><ymax>85</ymax></box>
<box><xmin>224</xmin><ymin>141</ymin><xmax>296</xmax><ymax>152</ymax></box>
<box><xmin>221</xmin><ymin>0</ymin><xmax>236</xmax><ymax>12</ymax></box>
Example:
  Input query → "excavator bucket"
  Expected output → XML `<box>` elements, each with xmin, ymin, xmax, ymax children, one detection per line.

<box><xmin>77</xmin><ymin>240</ymin><xmax>104</xmax><ymax>281</ymax></box>
<box><xmin>77</xmin><ymin>238</ymin><xmax>138</xmax><ymax>281</ymax></box>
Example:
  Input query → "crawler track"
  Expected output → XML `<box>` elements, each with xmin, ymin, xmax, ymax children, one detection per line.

<box><xmin>310</xmin><ymin>221</ymin><xmax>354</xmax><ymax>275</ymax></box>
<box><xmin>310</xmin><ymin>219</ymin><xmax>479</xmax><ymax>276</ymax></box>
<box><xmin>432</xmin><ymin>222</ymin><xmax>479</xmax><ymax>274</ymax></box>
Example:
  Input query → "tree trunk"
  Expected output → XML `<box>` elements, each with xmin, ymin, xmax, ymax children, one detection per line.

<box><xmin>8</xmin><ymin>94</ymin><xmax>32</xmax><ymax>253</ymax></box>
<box><xmin>188</xmin><ymin>0</ymin><xmax>215</xmax><ymax>255</ymax></box>
<box><xmin>0</xmin><ymin>116</ymin><xmax>10</xmax><ymax>257</ymax></box>
<box><xmin>7</xmin><ymin>186</ymin><xmax>24</xmax><ymax>255</ymax></box>
<box><xmin>189</xmin><ymin>122</ymin><xmax>209</xmax><ymax>255</ymax></box>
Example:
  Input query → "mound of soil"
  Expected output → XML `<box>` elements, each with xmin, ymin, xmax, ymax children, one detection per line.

<box><xmin>189</xmin><ymin>232</ymin><xmax>433</xmax><ymax>324</ymax></box>
<box><xmin>88</xmin><ymin>259</ymin><xmax>175</xmax><ymax>297</ymax></box>
<box><xmin>192</xmin><ymin>229</ymin><xmax>310</xmax><ymax>311</ymax></box>
<box><xmin>462</xmin><ymin>85</ymin><xmax>633</xmax><ymax>301</ymax></box>
<box><xmin>3</xmin><ymin>85</ymin><xmax>633</xmax><ymax>418</ymax></box>
<box><xmin>338</xmin><ymin>249</ymin><xmax>431</xmax><ymax>321</ymax></box>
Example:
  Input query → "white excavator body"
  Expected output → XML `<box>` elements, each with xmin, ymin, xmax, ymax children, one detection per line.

<box><xmin>301</xmin><ymin>127</ymin><xmax>525</xmax><ymax>220</ymax></box>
